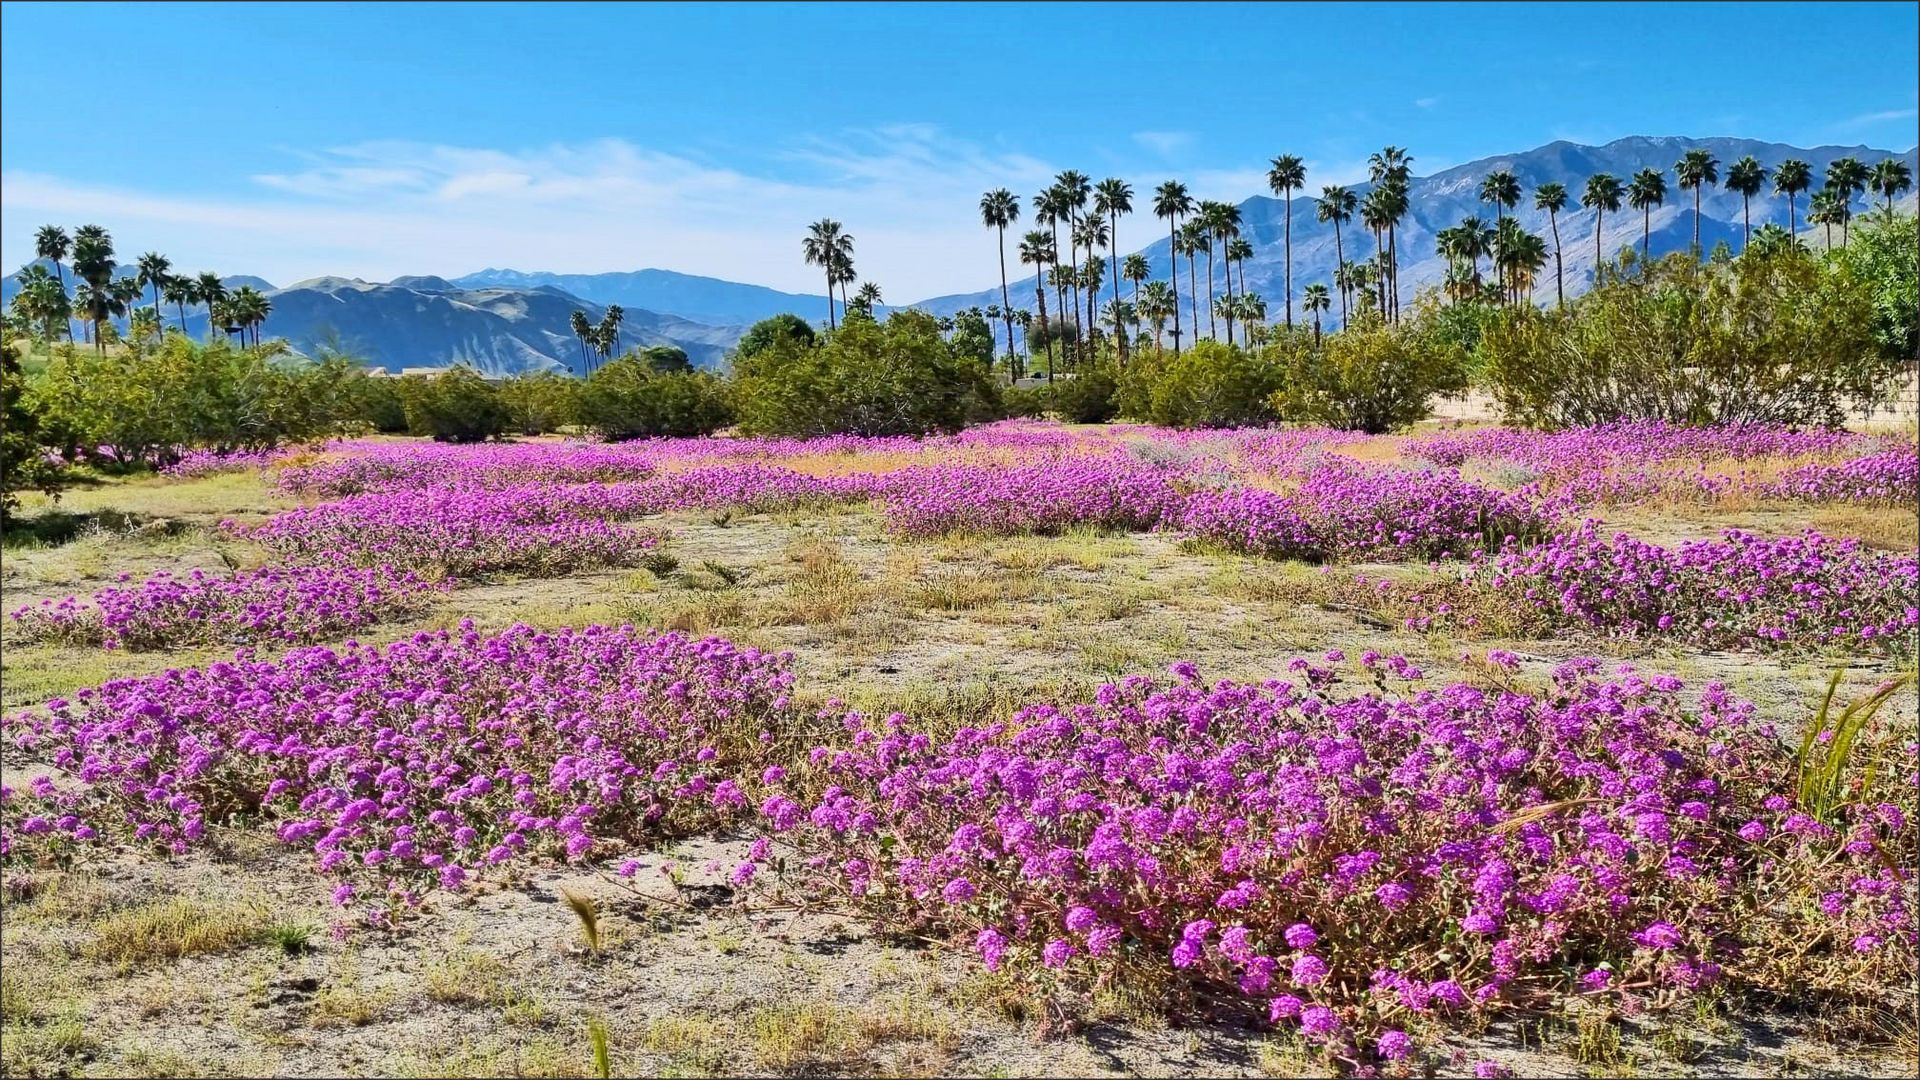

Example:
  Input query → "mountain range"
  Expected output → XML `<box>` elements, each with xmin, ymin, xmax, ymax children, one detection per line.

<box><xmin>7</xmin><ymin>135</ymin><xmax>1914</xmax><ymax>373</ymax></box>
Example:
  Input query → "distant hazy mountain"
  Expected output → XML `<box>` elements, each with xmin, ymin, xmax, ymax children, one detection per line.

<box><xmin>451</xmin><ymin>267</ymin><xmax>848</xmax><ymax>328</ymax></box>
<box><xmin>908</xmin><ymin>135</ymin><xmax>1920</xmax><ymax>324</ymax></box>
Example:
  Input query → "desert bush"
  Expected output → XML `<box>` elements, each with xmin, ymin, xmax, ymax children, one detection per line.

<box><xmin>1829</xmin><ymin>209</ymin><xmax>1919</xmax><ymax>363</ymax></box>
<box><xmin>497</xmin><ymin>371</ymin><xmax>580</xmax><ymax>435</ymax></box>
<box><xmin>1117</xmin><ymin>340</ymin><xmax>1284</xmax><ymax>429</ymax></box>
<box><xmin>1050</xmin><ymin>366</ymin><xmax>1121</xmax><ymax>424</ymax></box>
<box><xmin>999</xmin><ymin>384</ymin><xmax>1051</xmax><ymax>419</ymax></box>
<box><xmin>1480</xmin><ymin>247</ymin><xmax>1902</xmax><ymax>428</ymax></box>
<box><xmin>733</xmin><ymin>313</ymin><xmax>816</xmax><ymax>363</ymax></box>
<box><xmin>398</xmin><ymin>365</ymin><xmax>508</xmax><ymax>443</ymax></box>
<box><xmin>731</xmin><ymin>309</ymin><xmax>996</xmax><ymax>437</ymax></box>
<box><xmin>1</xmin><ymin>341</ymin><xmax>63</xmax><ymax>520</ymax></box>
<box><xmin>1269</xmin><ymin>310</ymin><xmax>1468</xmax><ymax>433</ymax></box>
<box><xmin>346</xmin><ymin>372</ymin><xmax>410</xmax><ymax>433</ymax></box>
<box><xmin>577</xmin><ymin>358</ymin><xmax>732</xmax><ymax>440</ymax></box>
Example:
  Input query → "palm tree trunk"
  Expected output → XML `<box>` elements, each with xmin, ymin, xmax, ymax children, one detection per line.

<box><xmin>1166</xmin><ymin>218</ymin><xmax>1181</xmax><ymax>355</ymax></box>
<box><xmin>995</xmin><ymin>225</ymin><xmax>1015</xmax><ymax>364</ymax></box>
<box><xmin>1204</xmin><ymin>246</ymin><xmax>1216</xmax><ymax>339</ymax></box>
<box><xmin>824</xmin><ymin>270</ymin><xmax>835</xmax><ymax>330</ymax></box>
<box><xmin>1312</xmin><ymin>313</ymin><xmax>1321</xmax><ymax>346</ymax></box>
<box><xmin>1034</xmin><ymin>275</ymin><xmax>1052</xmax><ymax>377</ymax></box>
<box><xmin>1283</xmin><ymin>193</ymin><xmax>1294</xmax><ymax>327</ymax></box>
<box><xmin>1594</xmin><ymin>210</ymin><xmax>1604</xmax><ymax>273</ymax></box>
<box><xmin>1332</xmin><ymin>221</ymin><xmax>1347</xmax><ymax>324</ymax></box>
<box><xmin>1186</xmin><ymin>248</ymin><xmax>1199</xmax><ymax>345</ymax></box>
<box><xmin>1692</xmin><ymin>188</ymin><xmax>1701</xmax><ymax>255</ymax></box>
<box><xmin>1549</xmin><ymin>211</ymin><xmax>1564</xmax><ymax>310</ymax></box>
<box><xmin>1387</xmin><ymin>225</ymin><xmax>1399</xmax><ymax>322</ymax></box>
<box><xmin>1642</xmin><ymin>208</ymin><xmax>1651</xmax><ymax>262</ymax></box>
<box><xmin>1787</xmin><ymin>193</ymin><xmax>1797</xmax><ymax>238</ymax></box>
<box><xmin>1742</xmin><ymin>197</ymin><xmax>1751</xmax><ymax>249</ymax></box>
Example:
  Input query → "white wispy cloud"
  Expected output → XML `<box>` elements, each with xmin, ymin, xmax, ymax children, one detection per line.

<box><xmin>1835</xmin><ymin>107</ymin><xmax>1919</xmax><ymax>130</ymax></box>
<box><xmin>1413</xmin><ymin>97</ymin><xmax>1440</xmax><ymax>110</ymax></box>
<box><xmin>1132</xmin><ymin>130</ymin><xmax>1195</xmax><ymax>157</ymax></box>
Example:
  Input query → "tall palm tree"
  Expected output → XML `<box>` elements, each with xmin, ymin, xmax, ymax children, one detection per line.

<box><xmin>1457</xmin><ymin>216</ymin><xmax>1495</xmax><ymax>292</ymax></box>
<box><xmin>1772</xmin><ymin>159</ymin><xmax>1812</xmax><ymax>237</ymax></box>
<box><xmin>1151</xmin><ymin>181</ymin><xmax>1193</xmax><ymax>353</ymax></box>
<box><xmin>71</xmin><ymin>283</ymin><xmax>124</xmax><ymax>349</ymax></box>
<box><xmin>136</xmin><ymin>252</ymin><xmax>171</xmax><ymax>329</ymax></box>
<box><xmin>1205</xmin><ymin>200</ymin><xmax>1241</xmax><ymax>300</ymax></box>
<box><xmin>1237</xmin><ymin>292</ymin><xmax>1267</xmax><ymax>346</ymax></box>
<box><xmin>111</xmin><ymin>277</ymin><xmax>144</xmax><ymax>336</ymax></box>
<box><xmin>1036</xmin><ymin>187</ymin><xmax>1071</xmax><ymax>347</ymax></box>
<box><xmin>829</xmin><ymin>251</ymin><xmax>856</xmax><ymax>321</ymax></box>
<box><xmin>33</xmin><ymin>225</ymin><xmax>72</xmax><ymax>341</ymax></box>
<box><xmin>163</xmin><ymin>275</ymin><xmax>192</xmax><ymax>334</ymax></box>
<box><xmin>1212</xmin><ymin>293</ymin><xmax>1237</xmax><ymax>347</ymax></box>
<box><xmin>1673</xmin><ymin>149</ymin><xmax>1719</xmax><ymax>255</ymax></box>
<box><xmin>1532</xmin><ymin>182</ymin><xmax>1568</xmax><ymax>309</ymax></box>
<box><xmin>979</xmin><ymin>188</ymin><xmax>1021</xmax><ymax>363</ymax></box>
<box><xmin>1225</xmin><ymin>238</ymin><xmax>1254</xmax><ymax>298</ymax></box>
<box><xmin>1094</xmin><ymin>178</ymin><xmax>1132</xmax><ymax>334</ymax></box>
<box><xmin>1266</xmin><ymin>155</ymin><xmax>1306</xmax><ymax>326</ymax></box>
<box><xmin>1074</xmin><ymin>211</ymin><xmax>1109</xmax><ymax>335</ymax></box>
<box><xmin>1870</xmin><ymin>158</ymin><xmax>1913</xmax><ymax>213</ymax></box>
<box><xmin>1480</xmin><ymin>169</ymin><xmax>1521</xmax><ymax>227</ymax></box>
<box><xmin>1136</xmin><ymin>280</ymin><xmax>1174</xmax><ymax>353</ymax></box>
<box><xmin>1191</xmin><ymin>207</ymin><xmax>1223</xmax><ymax>339</ymax></box>
<box><xmin>1825</xmin><ymin>157</ymin><xmax>1869</xmax><ymax>247</ymax></box>
<box><xmin>1179</xmin><ymin>221</ymin><xmax>1206</xmax><ymax>344</ymax></box>
<box><xmin>569</xmin><ymin>310</ymin><xmax>593</xmax><ymax>371</ymax></box>
<box><xmin>1316</xmin><ymin>185</ymin><xmax>1357</xmax><ymax>323</ymax></box>
<box><xmin>1360</xmin><ymin>188</ymin><xmax>1394</xmax><ymax>315</ymax></box>
<box><xmin>1627</xmin><ymin>168</ymin><xmax>1667</xmax><ymax>262</ymax></box>
<box><xmin>70</xmin><ymin>226</ymin><xmax>116</xmax><ymax>349</ymax></box>
<box><xmin>1122</xmin><ymin>253</ymin><xmax>1151</xmax><ymax>301</ymax></box>
<box><xmin>1723</xmin><ymin>156</ymin><xmax>1766</xmax><ymax>249</ymax></box>
<box><xmin>1018</xmin><ymin>230</ymin><xmax>1055</xmax><ymax>377</ymax></box>
<box><xmin>229</xmin><ymin>286</ymin><xmax>271</xmax><ymax>346</ymax></box>
<box><xmin>11</xmin><ymin>265</ymin><xmax>68</xmax><ymax>342</ymax></box>
<box><xmin>801</xmin><ymin>219</ymin><xmax>852</xmax><ymax>329</ymax></box>
<box><xmin>1494</xmin><ymin>222</ymin><xmax>1548</xmax><ymax>305</ymax></box>
<box><xmin>1368</xmin><ymin>147</ymin><xmax>1414</xmax><ymax>320</ymax></box>
<box><xmin>853</xmin><ymin>282</ymin><xmax>882</xmax><ymax>315</ymax></box>
<box><xmin>194</xmin><ymin>271</ymin><xmax>228</xmax><ymax>344</ymax></box>
<box><xmin>1746</xmin><ymin>223</ymin><xmax>1799</xmax><ymax>259</ymax></box>
<box><xmin>601</xmin><ymin>304</ymin><xmax>625</xmax><ymax>356</ymax></box>
<box><xmin>1055</xmin><ymin>171</ymin><xmax>1092</xmax><ymax>338</ymax></box>
<box><xmin>1808</xmin><ymin>188</ymin><xmax>1843</xmax><ymax>250</ymax></box>
<box><xmin>1302</xmin><ymin>284</ymin><xmax>1330</xmax><ymax>345</ymax></box>
<box><xmin>1582</xmin><ymin>173</ymin><xmax>1625</xmax><ymax>272</ymax></box>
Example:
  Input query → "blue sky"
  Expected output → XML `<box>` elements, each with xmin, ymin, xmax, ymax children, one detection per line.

<box><xmin>4</xmin><ymin>1</ymin><xmax>1916</xmax><ymax>298</ymax></box>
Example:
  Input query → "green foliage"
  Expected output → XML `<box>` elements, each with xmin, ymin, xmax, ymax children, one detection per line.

<box><xmin>397</xmin><ymin>365</ymin><xmax>508</xmax><ymax>444</ymax></box>
<box><xmin>733</xmin><ymin>313</ymin><xmax>815</xmax><ymax>363</ymax></box>
<box><xmin>1480</xmin><ymin>247</ymin><xmax>1902</xmax><ymax>428</ymax></box>
<box><xmin>2</xmin><ymin>341</ymin><xmax>64</xmax><ymax>520</ymax></box>
<box><xmin>628</xmin><ymin>344</ymin><xmax>692</xmax><ymax>374</ymax></box>
<box><xmin>947</xmin><ymin>308</ymin><xmax>996</xmax><ymax>369</ymax></box>
<box><xmin>497</xmin><ymin>371</ymin><xmax>580</xmax><ymax>435</ymax></box>
<box><xmin>732</xmin><ymin>309</ymin><xmax>995</xmax><ymax>437</ymax></box>
<box><xmin>1000</xmin><ymin>384</ymin><xmax>1051</xmax><ymax>419</ymax></box>
<box><xmin>33</xmin><ymin>336</ymin><xmax>365</xmax><ymax>468</ymax></box>
<box><xmin>1269</xmin><ymin>312</ymin><xmax>1467</xmax><ymax>433</ymax></box>
<box><xmin>1116</xmin><ymin>340</ymin><xmax>1284</xmax><ymax>429</ymax></box>
<box><xmin>1828</xmin><ymin>210</ymin><xmax>1918</xmax><ymax>362</ymax></box>
<box><xmin>347</xmin><ymin>375</ymin><xmax>409</xmax><ymax>433</ymax></box>
<box><xmin>576</xmin><ymin>358</ymin><xmax>732</xmax><ymax>440</ymax></box>
<box><xmin>1050</xmin><ymin>365</ymin><xmax>1121</xmax><ymax>424</ymax></box>
<box><xmin>1793</xmin><ymin>669</ymin><xmax>1913</xmax><ymax>825</ymax></box>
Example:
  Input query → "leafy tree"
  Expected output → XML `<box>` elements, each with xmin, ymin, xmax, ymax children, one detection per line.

<box><xmin>577</xmin><ymin>358</ymin><xmax>731</xmax><ymax>440</ymax></box>
<box><xmin>399</xmin><ymin>365</ymin><xmax>508</xmax><ymax>443</ymax></box>
<box><xmin>1828</xmin><ymin>209</ymin><xmax>1919</xmax><ymax>363</ymax></box>
<box><xmin>2</xmin><ymin>340</ymin><xmax>64</xmax><ymax>521</ymax></box>
<box><xmin>1266</xmin><ymin>155</ymin><xmax>1306</xmax><ymax>326</ymax></box>
<box><xmin>1051</xmin><ymin>362</ymin><xmax>1121</xmax><ymax>424</ymax></box>
<box><xmin>732</xmin><ymin>309</ymin><xmax>994</xmax><ymax>437</ymax></box>
<box><xmin>1269</xmin><ymin>309</ymin><xmax>1467</xmax><ymax>433</ymax></box>
<box><xmin>497</xmin><ymin>370</ymin><xmax>581</xmax><ymax>435</ymax></box>
<box><xmin>1724</xmin><ymin>156</ymin><xmax>1767</xmax><ymax>248</ymax></box>
<box><xmin>1480</xmin><ymin>247</ymin><xmax>1902</xmax><ymax>428</ymax></box>
<box><xmin>1746</xmin><ymin>223</ymin><xmax>1801</xmax><ymax>259</ymax></box>
<box><xmin>734</xmin><ymin>313</ymin><xmax>816</xmax><ymax>363</ymax></box>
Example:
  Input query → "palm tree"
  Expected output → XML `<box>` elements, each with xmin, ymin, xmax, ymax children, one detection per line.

<box><xmin>1122</xmin><ymin>253</ymin><xmax>1150</xmax><ymax>301</ymax></box>
<box><xmin>1825</xmin><ymin>157</ymin><xmax>1869</xmax><ymax>247</ymax></box>
<box><xmin>1480</xmin><ymin>169</ymin><xmax>1521</xmax><ymax>227</ymax></box>
<box><xmin>1457</xmin><ymin>216</ymin><xmax>1495</xmax><ymax>292</ymax></box>
<box><xmin>1205</xmin><ymin>200</ymin><xmax>1242</xmax><ymax>303</ymax></box>
<box><xmin>1036</xmin><ymin>187</ymin><xmax>1072</xmax><ymax>345</ymax></box>
<box><xmin>1055</xmin><ymin>171</ymin><xmax>1092</xmax><ymax>337</ymax></box>
<box><xmin>111</xmin><ymin>277</ymin><xmax>144</xmax><ymax>336</ymax></box>
<box><xmin>1079</xmin><ymin>253</ymin><xmax>1106</xmax><ymax>348</ymax></box>
<box><xmin>1189</xmin><ymin>210</ymin><xmax>1221</xmax><ymax>339</ymax></box>
<box><xmin>71</xmin><ymin>282</ymin><xmax>125</xmax><ymax>350</ymax></box>
<box><xmin>1073</xmin><ymin>212</ymin><xmax>1109</xmax><ymax>336</ymax></box>
<box><xmin>854</xmin><ymin>281</ymin><xmax>882</xmax><ymax>315</ymax></box>
<box><xmin>1808</xmin><ymin>188</ymin><xmax>1843</xmax><ymax>249</ymax></box>
<box><xmin>1360</xmin><ymin>188</ymin><xmax>1393</xmax><ymax>315</ymax></box>
<box><xmin>1722</xmin><ymin>156</ymin><xmax>1766</xmax><ymax>249</ymax></box>
<box><xmin>1101</xmin><ymin>298</ymin><xmax>1135</xmax><ymax>361</ymax></box>
<box><xmin>1870</xmin><ymin>158</ymin><xmax>1913</xmax><ymax>213</ymax></box>
<box><xmin>136</xmin><ymin>252</ymin><xmax>171</xmax><ymax>330</ymax></box>
<box><xmin>10</xmin><ymin>265</ymin><xmax>68</xmax><ymax>342</ymax></box>
<box><xmin>1673</xmin><ymin>149</ymin><xmax>1719</xmax><ymax>255</ymax></box>
<box><xmin>802</xmin><ymin>219</ymin><xmax>852</xmax><ymax>329</ymax></box>
<box><xmin>1582</xmin><ymin>173</ymin><xmax>1625</xmax><ymax>272</ymax></box>
<box><xmin>1317</xmin><ymin>186</ymin><xmax>1356</xmax><ymax>323</ymax></box>
<box><xmin>601</xmin><ymin>304</ymin><xmax>625</xmax><ymax>356</ymax></box>
<box><xmin>1212</xmin><ymin>293</ymin><xmax>1237</xmax><ymax>347</ymax></box>
<box><xmin>33</xmin><ymin>225</ymin><xmax>72</xmax><ymax>341</ymax></box>
<box><xmin>979</xmin><ymin>188</ymin><xmax>1021</xmax><ymax>363</ymax></box>
<box><xmin>1094</xmin><ymin>178</ymin><xmax>1132</xmax><ymax>334</ymax></box>
<box><xmin>1302</xmin><ymin>283</ymin><xmax>1330</xmax><ymax>345</ymax></box>
<box><xmin>1136</xmin><ymin>280</ymin><xmax>1174</xmax><ymax>353</ymax></box>
<box><xmin>1225</xmin><ymin>238</ymin><xmax>1254</xmax><ymax>299</ymax></box>
<box><xmin>1151</xmin><ymin>181</ymin><xmax>1193</xmax><ymax>353</ymax></box>
<box><xmin>1179</xmin><ymin>220</ymin><xmax>1207</xmax><ymax>343</ymax></box>
<box><xmin>570</xmin><ymin>310</ymin><xmax>593</xmax><ymax>371</ymax></box>
<box><xmin>1266</xmin><ymin>155</ymin><xmax>1306</xmax><ymax>326</ymax></box>
<box><xmin>1018</xmin><ymin>230</ymin><xmax>1055</xmax><ymax>377</ymax></box>
<box><xmin>1369</xmin><ymin>147</ymin><xmax>1414</xmax><ymax>320</ymax></box>
<box><xmin>70</xmin><ymin>226</ymin><xmax>116</xmax><ymax>349</ymax></box>
<box><xmin>193</xmin><ymin>271</ymin><xmax>228</xmax><ymax>344</ymax></box>
<box><xmin>1237</xmin><ymin>292</ymin><xmax>1268</xmax><ymax>346</ymax></box>
<box><xmin>1627</xmin><ymin>168</ymin><xmax>1667</xmax><ymax>262</ymax></box>
<box><xmin>1772</xmin><ymin>159</ymin><xmax>1812</xmax><ymax>237</ymax></box>
<box><xmin>163</xmin><ymin>275</ymin><xmax>192</xmax><ymax>333</ymax></box>
<box><xmin>1495</xmin><ymin>222</ymin><xmax>1548</xmax><ymax>305</ymax></box>
<box><xmin>829</xmin><ymin>250</ymin><xmax>856</xmax><ymax>323</ymax></box>
<box><xmin>1746</xmin><ymin>223</ymin><xmax>1800</xmax><ymax>258</ymax></box>
<box><xmin>229</xmin><ymin>286</ymin><xmax>271</xmax><ymax>346</ymax></box>
<box><xmin>1533</xmin><ymin>182</ymin><xmax>1568</xmax><ymax>308</ymax></box>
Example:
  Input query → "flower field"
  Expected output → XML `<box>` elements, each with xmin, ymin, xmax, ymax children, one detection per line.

<box><xmin>2</xmin><ymin>420</ymin><xmax>1915</xmax><ymax>1077</ymax></box>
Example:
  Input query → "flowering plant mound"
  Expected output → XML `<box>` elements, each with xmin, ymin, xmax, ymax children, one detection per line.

<box><xmin>753</xmin><ymin>656</ymin><xmax>1916</xmax><ymax>1066</ymax></box>
<box><xmin>1762</xmin><ymin>449</ymin><xmax>1920</xmax><ymax>507</ymax></box>
<box><xmin>880</xmin><ymin>458</ymin><xmax>1187</xmax><ymax>538</ymax></box>
<box><xmin>1</xmin><ymin>624</ymin><xmax>795</xmax><ymax>912</ymax></box>
<box><xmin>1465</xmin><ymin>523</ymin><xmax>1920</xmax><ymax>652</ymax></box>
<box><xmin>8</xmin><ymin>566</ymin><xmax>439</xmax><ymax>651</ymax></box>
<box><xmin>236</xmin><ymin>485</ymin><xmax>662</xmax><ymax>578</ymax></box>
<box><xmin>582</xmin><ymin>464</ymin><xmax>890</xmax><ymax>518</ymax></box>
<box><xmin>273</xmin><ymin>441</ymin><xmax>658</xmax><ymax>496</ymax></box>
<box><xmin>1410</xmin><ymin>422</ymin><xmax>1876</xmax><ymax>472</ymax></box>
<box><xmin>163</xmin><ymin>446</ymin><xmax>311</xmax><ymax>478</ymax></box>
<box><xmin>1181</xmin><ymin>466</ymin><xmax>1557</xmax><ymax>563</ymax></box>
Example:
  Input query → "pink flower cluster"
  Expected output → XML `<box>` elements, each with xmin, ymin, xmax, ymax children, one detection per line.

<box><xmin>1410</xmin><ymin>421</ymin><xmax>1877</xmax><ymax>472</ymax></box>
<box><xmin>879</xmin><ymin>457</ymin><xmax>1188</xmax><ymax>538</ymax></box>
<box><xmin>8</xmin><ymin>566</ymin><xmax>439</xmax><ymax>651</ymax></box>
<box><xmin>1</xmin><ymin>623</ymin><xmax>792</xmax><ymax>909</ymax></box>
<box><xmin>755</xmin><ymin>655</ymin><xmax>1916</xmax><ymax>1064</ymax></box>
<box><xmin>274</xmin><ymin>440</ymin><xmax>658</xmax><ymax>496</ymax></box>
<box><xmin>1761</xmin><ymin>449</ymin><xmax>1920</xmax><ymax>507</ymax></box>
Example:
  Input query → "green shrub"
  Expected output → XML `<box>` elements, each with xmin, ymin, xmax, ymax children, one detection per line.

<box><xmin>1051</xmin><ymin>365</ymin><xmax>1120</xmax><ymax>424</ymax></box>
<box><xmin>733</xmin><ymin>314</ymin><xmax>816</xmax><ymax>364</ymax></box>
<box><xmin>576</xmin><ymin>358</ymin><xmax>732</xmax><ymax>440</ymax></box>
<box><xmin>1480</xmin><ymin>247</ymin><xmax>1902</xmax><ymax>428</ymax></box>
<box><xmin>498</xmin><ymin>371</ymin><xmax>580</xmax><ymax>435</ymax></box>
<box><xmin>1116</xmin><ymin>340</ymin><xmax>1283</xmax><ymax>429</ymax></box>
<box><xmin>731</xmin><ymin>309</ymin><xmax>995</xmax><ymax>437</ymax></box>
<box><xmin>1829</xmin><ymin>209</ymin><xmax>1918</xmax><ymax>364</ymax></box>
<box><xmin>1269</xmin><ymin>312</ymin><xmax>1468</xmax><ymax>433</ymax></box>
<box><xmin>398</xmin><ymin>365</ymin><xmax>508</xmax><ymax>443</ymax></box>
<box><xmin>33</xmin><ymin>337</ymin><xmax>364</xmax><ymax>467</ymax></box>
<box><xmin>349</xmin><ymin>374</ymin><xmax>410</xmax><ymax>433</ymax></box>
<box><xmin>1000</xmin><ymin>384</ymin><xmax>1051</xmax><ymax>419</ymax></box>
<box><xmin>2</xmin><ymin>341</ymin><xmax>63</xmax><ymax>520</ymax></box>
